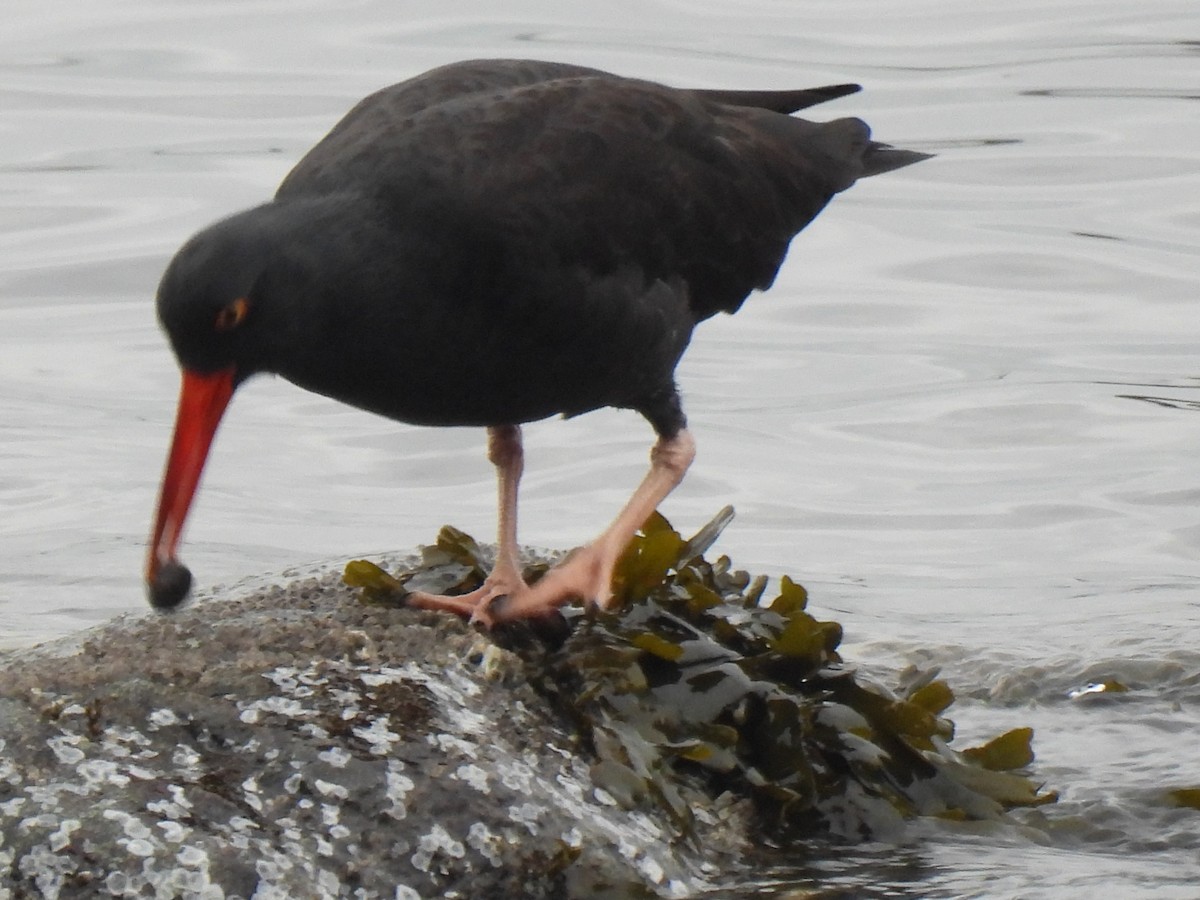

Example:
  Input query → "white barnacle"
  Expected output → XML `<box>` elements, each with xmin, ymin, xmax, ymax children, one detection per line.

<box><xmin>176</xmin><ymin>844</ymin><xmax>209</xmax><ymax>868</ymax></box>
<box><xmin>241</xmin><ymin>776</ymin><xmax>264</xmax><ymax>813</ymax></box>
<box><xmin>384</xmin><ymin>763</ymin><xmax>416</xmax><ymax>821</ymax></box>
<box><xmin>506</xmin><ymin>802</ymin><xmax>544</xmax><ymax>835</ymax></box>
<box><xmin>102</xmin><ymin>809</ymin><xmax>152</xmax><ymax>841</ymax></box>
<box><xmin>315</xmin><ymin>780</ymin><xmax>348</xmax><ymax>801</ymax></box>
<box><xmin>144</xmin><ymin>791</ymin><xmax>189</xmax><ymax>822</ymax></box>
<box><xmin>121</xmin><ymin>837</ymin><xmax>156</xmax><ymax>858</ymax></box>
<box><xmin>47</xmin><ymin>818</ymin><xmax>80</xmax><ymax>851</ymax></box>
<box><xmin>353</xmin><ymin>716</ymin><xmax>401</xmax><ymax>754</ymax></box>
<box><xmin>497</xmin><ymin>760</ymin><xmax>533</xmax><ymax>794</ymax></box>
<box><xmin>46</xmin><ymin>734</ymin><xmax>85</xmax><ymax>766</ymax></box>
<box><xmin>77</xmin><ymin>757</ymin><xmax>129</xmax><ymax>789</ymax></box>
<box><xmin>411</xmin><ymin>823</ymin><xmax>466</xmax><ymax>872</ymax></box>
<box><xmin>263</xmin><ymin>666</ymin><xmax>301</xmax><ymax>690</ymax></box>
<box><xmin>451</xmin><ymin>763</ymin><xmax>490</xmax><ymax>794</ymax></box>
<box><xmin>171</xmin><ymin>744</ymin><xmax>202</xmax><ymax>775</ymax></box>
<box><xmin>147</xmin><ymin>708</ymin><xmax>181</xmax><ymax>729</ymax></box>
<box><xmin>467</xmin><ymin>821</ymin><xmax>503</xmax><ymax>868</ymax></box>
<box><xmin>428</xmin><ymin>733</ymin><xmax>477</xmax><ymax>758</ymax></box>
<box><xmin>318</xmin><ymin>746</ymin><xmax>352</xmax><ymax>768</ymax></box>
<box><xmin>157</xmin><ymin>820</ymin><xmax>188</xmax><ymax>843</ymax></box>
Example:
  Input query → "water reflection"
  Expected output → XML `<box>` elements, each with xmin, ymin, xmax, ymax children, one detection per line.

<box><xmin>1105</xmin><ymin>379</ymin><xmax>1200</xmax><ymax>413</ymax></box>
<box><xmin>1023</xmin><ymin>88</ymin><xmax>1200</xmax><ymax>100</ymax></box>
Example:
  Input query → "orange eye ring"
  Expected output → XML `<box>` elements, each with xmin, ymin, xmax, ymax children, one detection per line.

<box><xmin>215</xmin><ymin>297</ymin><xmax>250</xmax><ymax>332</ymax></box>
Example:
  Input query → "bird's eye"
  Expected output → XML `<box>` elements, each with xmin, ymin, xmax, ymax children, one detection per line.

<box><xmin>214</xmin><ymin>297</ymin><xmax>250</xmax><ymax>332</ymax></box>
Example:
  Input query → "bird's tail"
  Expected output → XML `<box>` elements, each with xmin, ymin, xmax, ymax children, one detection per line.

<box><xmin>860</xmin><ymin>142</ymin><xmax>933</xmax><ymax>178</ymax></box>
<box><xmin>802</xmin><ymin>117</ymin><xmax>931</xmax><ymax>190</ymax></box>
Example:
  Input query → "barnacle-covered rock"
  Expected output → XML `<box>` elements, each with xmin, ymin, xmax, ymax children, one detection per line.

<box><xmin>0</xmin><ymin>573</ymin><xmax>736</xmax><ymax>897</ymax></box>
<box><xmin>0</xmin><ymin>509</ymin><xmax>1053</xmax><ymax>897</ymax></box>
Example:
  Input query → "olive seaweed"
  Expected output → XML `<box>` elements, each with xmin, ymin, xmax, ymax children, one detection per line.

<box><xmin>345</xmin><ymin>508</ymin><xmax>1056</xmax><ymax>841</ymax></box>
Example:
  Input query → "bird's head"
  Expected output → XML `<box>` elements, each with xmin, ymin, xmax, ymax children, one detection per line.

<box><xmin>144</xmin><ymin>194</ymin><xmax>453</xmax><ymax>610</ymax></box>
<box><xmin>156</xmin><ymin>206</ymin><xmax>288</xmax><ymax>378</ymax></box>
<box><xmin>145</xmin><ymin>207</ymin><xmax>287</xmax><ymax>610</ymax></box>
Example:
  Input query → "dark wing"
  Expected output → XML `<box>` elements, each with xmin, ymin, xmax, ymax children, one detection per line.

<box><xmin>297</xmin><ymin>59</ymin><xmax>621</xmax><ymax>126</ymax></box>
<box><xmin>279</xmin><ymin>58</ymin><xmax>861</xmax><ymax>142</ymax></box>
<box><xmin>278</xmin><ymin>62</ymin><xmax>900</xmax><ymax>320</ymax></box>
<box><xmin>693</xmin><ymin>82</ymin><xmax>860</xmax><ymax>113</ymax></box>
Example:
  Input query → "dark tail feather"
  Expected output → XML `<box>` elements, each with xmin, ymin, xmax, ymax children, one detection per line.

<box><xmin>694</xmin><ymin>83</ymin><xmax>861</xmax><ymax>114</ymax></box>
<box><xmin>804</xmin><ymin>118</ymin><xmax>932</xmax><ymax>189</ymax></box>
<box><xmin>861</xmin><ymin>142</ymin><xmax>934</xmax><ymax>177</ymax></box>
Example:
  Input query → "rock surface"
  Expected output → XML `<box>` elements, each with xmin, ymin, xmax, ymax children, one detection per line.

<box><xmin>0</xmin><ymin>565</ymin><xmax>743</xmax><ymax>899</ymax></box>
<box><xmin>0</xmin><ymin>515</ymin><xmax>1056</xmax><ymax>899</ymax></box>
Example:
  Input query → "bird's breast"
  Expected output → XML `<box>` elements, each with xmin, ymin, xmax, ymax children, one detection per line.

<box><xmin>276</xmin><ymin>266</ymin><xmax>695</xmax><ymax>429</ymax></box>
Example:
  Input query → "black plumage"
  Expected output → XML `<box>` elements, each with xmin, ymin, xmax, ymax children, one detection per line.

<box><xmin>148</xmin><ymin>58</ymin><xmax>929</xmax><ymax>619</ymax></box>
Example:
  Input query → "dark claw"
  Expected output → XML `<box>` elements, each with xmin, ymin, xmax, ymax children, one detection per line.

<box><xmin>148</xmin><ymin>560</ymin><xmax>193</xmax><ymax>610</ymax></box>
<box><xmin>479</xmin><ymin>592</ymin><xmax>508</xmax><ymax>621</ymax></box>
<box><xmin>479</xmin><ymin>594</ymin><xmax>571</xmax><ymax>645</ymax></box>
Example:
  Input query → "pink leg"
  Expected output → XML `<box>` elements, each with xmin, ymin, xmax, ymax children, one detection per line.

<box><xmin>404</xmin><ymin>424</ymin><xmax>527</xmax><ymax>617</ymax></box>
<box><xmin>474</xmin><ymin>429</ymin><xmax>696</xmax><ymax>626</ymax></box>
<box><xmin>406</xmin><ymin>427</ymin><xmax>697</xmax><ymax>626</ymax></box>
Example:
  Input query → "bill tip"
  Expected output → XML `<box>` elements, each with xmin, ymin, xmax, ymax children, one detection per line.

<box><xmin>148</xmin><ymin>560</ymin><xmax>193</xmax><ymax>610</ymax></box>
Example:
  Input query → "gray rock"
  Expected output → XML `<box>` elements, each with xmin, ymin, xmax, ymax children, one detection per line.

<box><xmin>0</xmin><ymin>567</ymin><xmax>746</xmax><ymax>899</ymax></box>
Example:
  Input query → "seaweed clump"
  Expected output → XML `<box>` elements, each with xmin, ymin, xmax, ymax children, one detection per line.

<box><xmin>345</xmin><ymin>508</ymin><xmax>1056</xmax><ymax>841</ymax></box>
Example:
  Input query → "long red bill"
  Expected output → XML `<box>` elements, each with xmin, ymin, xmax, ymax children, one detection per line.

<box><xmin>146</xmin><ymin>366</ymin><xmax>236</xmax><ymax>609</ymax></box>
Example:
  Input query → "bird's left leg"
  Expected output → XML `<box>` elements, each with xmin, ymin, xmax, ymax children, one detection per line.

<box><xmin>478</xmin><ymin>423</ymin><xmax>527</xmax><ymax>594</ymax></box>
<box><xmin>404</xmin><ymin>424</ymin><xmax>528</xmax><ymax>616</ymax></box>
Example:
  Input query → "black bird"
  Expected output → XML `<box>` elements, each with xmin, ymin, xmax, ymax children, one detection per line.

<box><xmin>147</xmin><ymin>58</ymin><xmax>928</xmax><ymax>625</ymax></box>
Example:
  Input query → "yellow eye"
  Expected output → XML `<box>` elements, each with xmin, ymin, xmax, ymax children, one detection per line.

<box><xmin>215</xmin><ymin>297</ymin><xmax>250</xmax><ymax>332</ymax></box>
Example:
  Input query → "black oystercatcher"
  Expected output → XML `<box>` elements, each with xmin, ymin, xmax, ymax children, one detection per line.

<box><xmin>147</xmin><ymin>58</ymin><xmax>929</xmax><ymax>624</ymax></box>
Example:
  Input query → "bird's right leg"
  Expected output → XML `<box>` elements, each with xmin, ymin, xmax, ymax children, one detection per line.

<box><xmin>404</xmin><ymin>424</ymin><xmax>529</xmax><ymax>616</ymax></box>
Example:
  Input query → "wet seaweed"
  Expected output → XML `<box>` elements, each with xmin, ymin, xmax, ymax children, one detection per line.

<box><xmin>345</xmin><ymin>508</ymin><xmax>1056</xmax><ymax>841</ymax></box>
<box><xmin>1165</xmin><ymin>787</ymin><xmax>1200</xmax><ymax>811</ymax></box>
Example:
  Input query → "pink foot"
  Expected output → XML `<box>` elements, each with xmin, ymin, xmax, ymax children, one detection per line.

<box><xmin>472</xmin><ymin>543</ymin><xmax>616</xmax><ymax>628</ymax></box>
<box><xmin>403</xmin><ymin>428</ymin><xmax>695</xmax><ymax>631</ymax></box>
<box><xmin>404</xmin><ymin>560</ymin><xmax>528</xmax><ymax>619</ymax></box>
<box><xmin>404</xmin><ymin>543</ymin><xmax>616</xmax><ymax>628</ymax></box>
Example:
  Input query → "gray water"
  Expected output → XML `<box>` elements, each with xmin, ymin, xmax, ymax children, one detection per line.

<box><xmin>3</xmin><ymin>0</ymin><xmax>1199</xmax><ymax>895</ymax></box>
